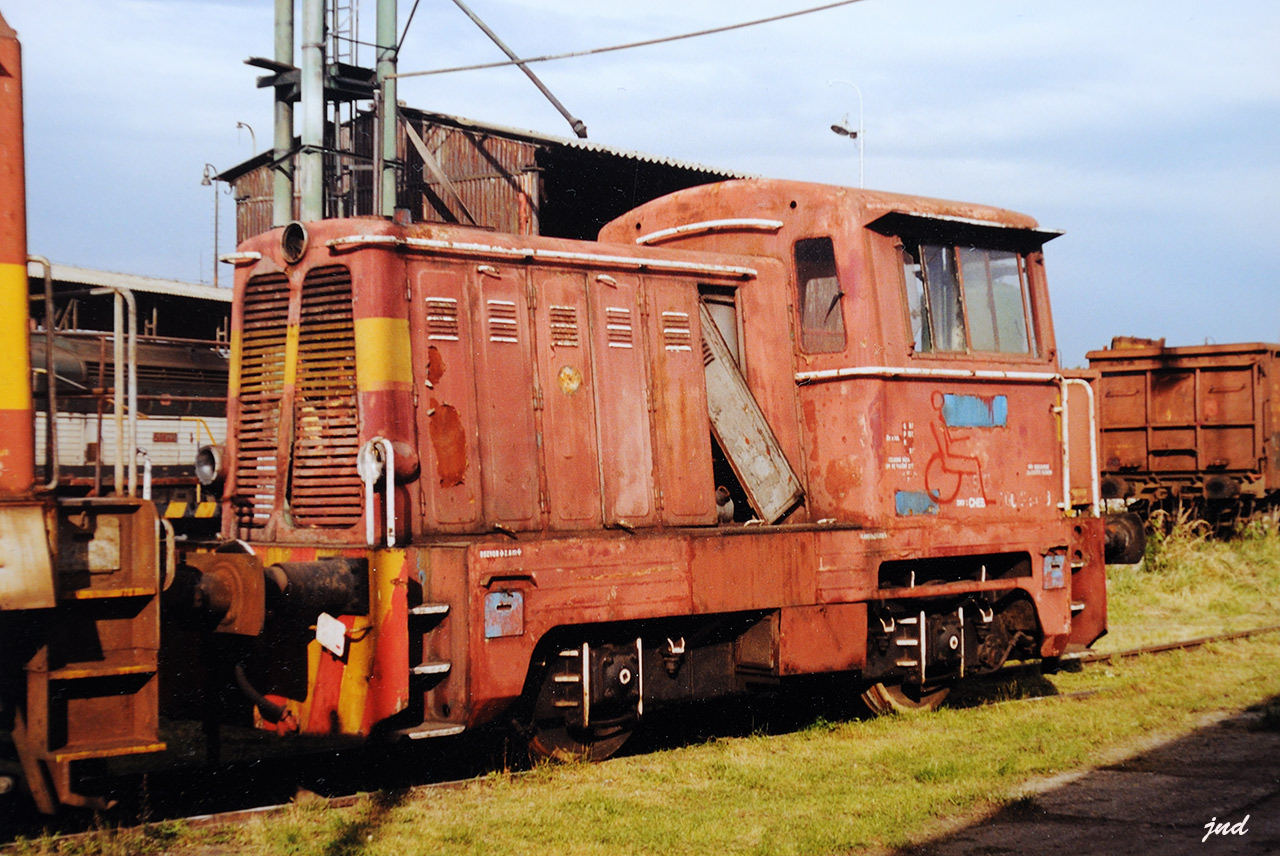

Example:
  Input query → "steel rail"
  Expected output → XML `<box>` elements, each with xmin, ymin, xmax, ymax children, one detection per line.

<box><xmin>1065</xmin><ymin>622</ymin><xmax>1280</xmax><ymax>664</ymax></box>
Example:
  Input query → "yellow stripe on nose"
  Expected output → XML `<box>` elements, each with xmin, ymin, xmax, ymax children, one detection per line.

<box><xmin>0</xmin><ymin>263</ymin><xmax>33</xmax><ymax>411</ymax></box>
<box><xmin>354</xmin><ymin>317</ymin><xmax>413</xmax><ymax>391</ymax></box>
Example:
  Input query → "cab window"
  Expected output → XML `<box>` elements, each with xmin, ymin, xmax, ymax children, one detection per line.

<box><xmin>903</xmin><ymin>242</ymin><xmax>1034</xmax><ymax>355</ymax></box>
<box><xmin>794</xmin><ymin>237</ymin><xmax>846</xmax><ymax>353</ymax></box>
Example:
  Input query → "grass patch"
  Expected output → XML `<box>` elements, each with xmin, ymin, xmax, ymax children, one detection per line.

<box><xmin>1102</xmin><ymin>514</ymin><xmax>1280</xmax><ymax>650</ymax></box>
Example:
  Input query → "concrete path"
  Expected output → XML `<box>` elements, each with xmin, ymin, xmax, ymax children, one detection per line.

<box><xmin>895</xmin><ymin>706</ymin><xmax>1280</xmax><ymax>855</ymax></box>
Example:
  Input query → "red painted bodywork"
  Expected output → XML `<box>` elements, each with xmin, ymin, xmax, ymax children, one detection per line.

<box><xmin>223</xmin><ymin>179</ymin><xmax>1107</xmax><ymax>737</ymax></box>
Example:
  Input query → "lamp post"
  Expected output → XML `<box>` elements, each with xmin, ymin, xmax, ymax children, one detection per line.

<box><xmin>827</xmin><ymin>79</ymin><xmax>864</xmax><ymax>188</ymax></box>
<box><xmin>236</xmin><ymin>121</ymin><xmax>256</xmax><ymax>153</ymax></box>
<box><xmin>201</xmin><ymin>163</ymin><xmax>221</xmax><ymax>287</ymax></box>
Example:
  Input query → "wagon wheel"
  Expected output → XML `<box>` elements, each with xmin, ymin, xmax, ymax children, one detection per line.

<box><xmin>861</xmin><ymin>681</ymin><xmax>950</xmax><ymax>715</ymax></box>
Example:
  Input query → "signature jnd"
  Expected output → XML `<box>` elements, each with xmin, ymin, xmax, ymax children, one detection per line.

<box><xmin>1202</xmin><ymin>815</ymin><xmax>1249</xmax><ymax>843</ymax></box>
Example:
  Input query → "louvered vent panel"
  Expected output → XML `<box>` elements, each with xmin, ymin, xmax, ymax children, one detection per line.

<box><xmin>426</xmin><ymin>297</ymin><xmax>460</xmax><ymax>341</ymax></box>
<box><xmin>549</xmin><ymin>305</ymin><xmax>579</xmax><ymax>347</ymax></box>
<box><xmin>288</xmin><ymin>266</ymin><xmax>362</xmax><ymax>528</ymax></box>
<box><xmin>662</xmin><ymin>311</ymin><xmax>692</xmax><ymax>352</ymax></box>
<box><xmin>605</xmin><ymin>307</ymin><xmax>634</xmax><ymax>349</ymax></box>
<box><xmin>234</xmin><ymin>273</ymin><xmax>290</xmax><ymax>528</ymax></box>
<box><xmin>487</xmin><ymin>300</ymin><xmax>519</xmax><ymax>343</ymax></box>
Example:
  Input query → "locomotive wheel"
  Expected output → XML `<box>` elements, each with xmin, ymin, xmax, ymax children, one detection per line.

<box><xmin>861</xmin><ymin>681</ymin><xmax>950</xmax><ymax>715</ymax></box>
<box><xmin>527</xmin><ymin>717</ymin><xmax>633</xmax><ymax>763</ymax></box>
<box><xmin>525</xmin><ymin>644</ymin><xmax>636</xmax><ymax>763</ymax></box>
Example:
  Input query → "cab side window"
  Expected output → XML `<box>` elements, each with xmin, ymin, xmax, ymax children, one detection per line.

<box><xmin>794</xmin><ymin>237</ymin><xmax>846</xmax><ymax>353</ymax></box>
<box><xmin>902</xmin><ymin>242</ymin><xmax>1035</xmax><ymax>356</ymax></box>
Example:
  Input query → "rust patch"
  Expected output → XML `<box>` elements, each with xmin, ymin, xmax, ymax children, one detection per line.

<box><xmin>426</xmin><ymin>345</ymin><xmax>445</xmax><ymax>386</ymax></box>
<box><xmin>824</xmin><ymin>455</ymin><xmax>861</xmax><ymax>495</ymax></box>
<box><xmin>428</xmin><ymin>398</ymin><xmax>467</xmax><ymax>486</ymax></box>
<box><xmin>557</xmin><ymin>364</ymin><xmax>583</xmax><ymax>395</ymax></box>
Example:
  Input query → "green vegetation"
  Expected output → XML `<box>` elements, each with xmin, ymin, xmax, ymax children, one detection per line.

<box><xmin>1102</xmin><ymin>511</ymin><xmax>1280</xmax><ymax>650</ymax></box>
<box><xmin>11</xmin><ymin>527</ymin><xmax>1280</xmax><ymax>856</ymax></box>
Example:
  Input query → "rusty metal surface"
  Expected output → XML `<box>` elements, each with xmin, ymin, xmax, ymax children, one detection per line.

<box><xmin>182</xmin><ymin>552</ymin><xmax>266</xmax><ymax>635</ymax></box>
<box><xmin>0</xmin><ymin>503</ymin><xmax>55</xmax><ymax>608</ymax></box>
<box><xmin>1086</xmin><ymin>340</ymin><xmax>1280</xmax><ymax>502</ymax></box>
<box><xmin>22</xmin><ymin>499</ymin><xmax>165</xmax><ymax>809</ymax></box>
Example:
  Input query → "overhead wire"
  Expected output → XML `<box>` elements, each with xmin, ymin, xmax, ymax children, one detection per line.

<box><xmin>397</xmin><ymin>0</ymin><xmax>423</xmax><ymax>54</ymax></box>
<box><xmin>389</xmin><ymin>0</ymin><xmax>869</xmax><ymax>79</ymax></box>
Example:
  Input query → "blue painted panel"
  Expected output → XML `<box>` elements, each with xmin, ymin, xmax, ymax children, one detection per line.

<box><xmin>941</xmin><ymin>393</ymin><xmax>1008</xmax><ymax>427</ymax></box>
<box><xmin>484</xmin><ymin>590</ymin><xmax>524</xmax><ymax>638</ymax></box>
<box><xmin>895</xmin><ymin>490</ymin><xmax>940</xmax><ymax>516</ymax></box>
<box><xmin>1043</xmin><ymin>554</ymin><xmax>1066</xmax><ymax>590</ymax></box>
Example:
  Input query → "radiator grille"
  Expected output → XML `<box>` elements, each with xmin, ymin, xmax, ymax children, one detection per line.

<box><xmin>288</xmin><ymin>266</ymin><xmax>362</xmax><ymax>528</ymax></box>
<box><xmin>234</xmin><ymin>273</ymin><xmax>290</xmax><ymax>528</ymax></box>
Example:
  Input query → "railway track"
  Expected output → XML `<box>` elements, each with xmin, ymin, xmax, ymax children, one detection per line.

<box><xmin>5</xmin><ymin>623</ymin><xmax>1280</xmax><ymax>848</ymax></box>
<box><xmin>1065</xmin><ymin>623</ymin><xmax>1280</xmax><ymax>663</ymax></box>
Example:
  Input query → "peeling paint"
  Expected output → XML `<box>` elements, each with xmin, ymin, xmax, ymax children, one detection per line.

<box><xmin>427</xmin><ymin>398</ymin><xmax>467</xmax><ymax>487</ymax></box>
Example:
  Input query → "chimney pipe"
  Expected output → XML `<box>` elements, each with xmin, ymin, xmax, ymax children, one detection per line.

<box><xmin>272</xmin><ymin>0</ymin><xmax>295</xmax><ymax>227</ymax></box>
<box><xmin>376</xmin><ymin>0</ymin><xmax>397</xmax><ymax>217</ymax></box>
<box><xmin>299</xmin><ymin>0</ymin><xmax>325</xmax><ymax>222</ymax></box>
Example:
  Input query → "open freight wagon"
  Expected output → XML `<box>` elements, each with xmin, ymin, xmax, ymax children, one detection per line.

<box><xmin>1088</xmin><ymin>338</ymin><xmax>1280</xmax><ymax>524</ymax></box>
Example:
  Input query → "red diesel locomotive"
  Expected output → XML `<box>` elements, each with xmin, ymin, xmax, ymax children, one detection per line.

<box><xmin>190</xmin><ymin>176</ymin><xmax>1131</xmax><ymax>761</ymax></box>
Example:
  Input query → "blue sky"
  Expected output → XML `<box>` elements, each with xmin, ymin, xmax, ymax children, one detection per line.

<box><xmin>7</xmin><ymin>0</ymin><xmax>1279</xmax><ymax>364</ymax></box>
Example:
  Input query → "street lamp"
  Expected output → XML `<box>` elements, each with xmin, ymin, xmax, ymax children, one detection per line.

<box><xmin>236</xmin><ymin>121</ymin><xmax>256</xmax><ymax>153</ymax></box>
<box><xmin>201</xmin><ymin>163</ymin><xmax>222</xmax><ymax>287</ymax></box>
<box><xmin>827</xmin><ymin>79</ymin><xmax>864</xmax><ymax>188</ymax></box>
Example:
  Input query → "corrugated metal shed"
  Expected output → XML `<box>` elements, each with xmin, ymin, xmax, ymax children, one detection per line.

<box><xmin>26</xmin><ymin>262</ymin><xmax>230</xmax><ymax>341</ymax></box>
<box><xmin>218</xmin><ymin>109</ymin><xmax>749</xmax><ymax>243</ymax></box>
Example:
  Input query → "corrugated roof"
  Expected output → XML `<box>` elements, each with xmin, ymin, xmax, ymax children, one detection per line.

<box><xmin>216</xmin><ymin>109</ymin><xmax>754</xmax><ymax>185</ymax></box>
<box><xmin>27</xmin><ymin>262</ymin><xmax>232</xmax><ymax>303</ymax></box>
<box><xmin>402</xmin><ymin>109</ymin><xmax>754</xmax><ymax>179</ymax></box>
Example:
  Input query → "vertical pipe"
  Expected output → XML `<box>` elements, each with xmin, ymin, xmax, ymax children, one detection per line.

<box><xmin>376</xmin><ymin>0</ymin><xmax>397</xmax><ymax>217</ymax></box>
<box><xmin>112</xmin><ymin>292</ymin><xmax>124</xmax><ymax>494</ymax></box>
<box><xmin>125</xmin><ymin>289</ymin><xmax>138</xmax><ymax>497</ymax></box>
<box><xmin>273</xmin><ymin>0</ymin><xmax>295</xmax><ymax>227</ymax></box>
<box><xmin>31</xmin><ymin>255</ymin><xmax>56</xmax><ymax>491</ymax></box>
<box><xmin>93</xmin><ymin>287</ymin><xmax>138</xmax><ymax>496</ymax></box>
<box><xmin>0</xmin><ymin>11</ymin><xmax>35</xmax><ymax>495</ymax></box>
<box><xmin>212</xmin><ymin>178</ymin><xmax>219</xmax><ymax>287</ymax></box>
<box><xmin>1057</xmin><ymin>377</ymin><xmax>1071</xmax><ymax>513</ymax></box>
<box><xmin>300</xmin><ymin>0</ymin><xmax>325</xmax><ymax>222</ymax></box>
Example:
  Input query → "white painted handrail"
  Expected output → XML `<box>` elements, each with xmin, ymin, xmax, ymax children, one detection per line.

<box><xmin>358</xmin><ymin>437</ymin><xmax>396</xmax><ymax>547</ymax></box>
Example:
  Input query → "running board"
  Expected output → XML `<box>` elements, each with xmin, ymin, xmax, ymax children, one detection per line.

<box><xmin>395</xmin><ymin>721</ymin><xmax>466</xmax><ymax>741</ymax></box>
